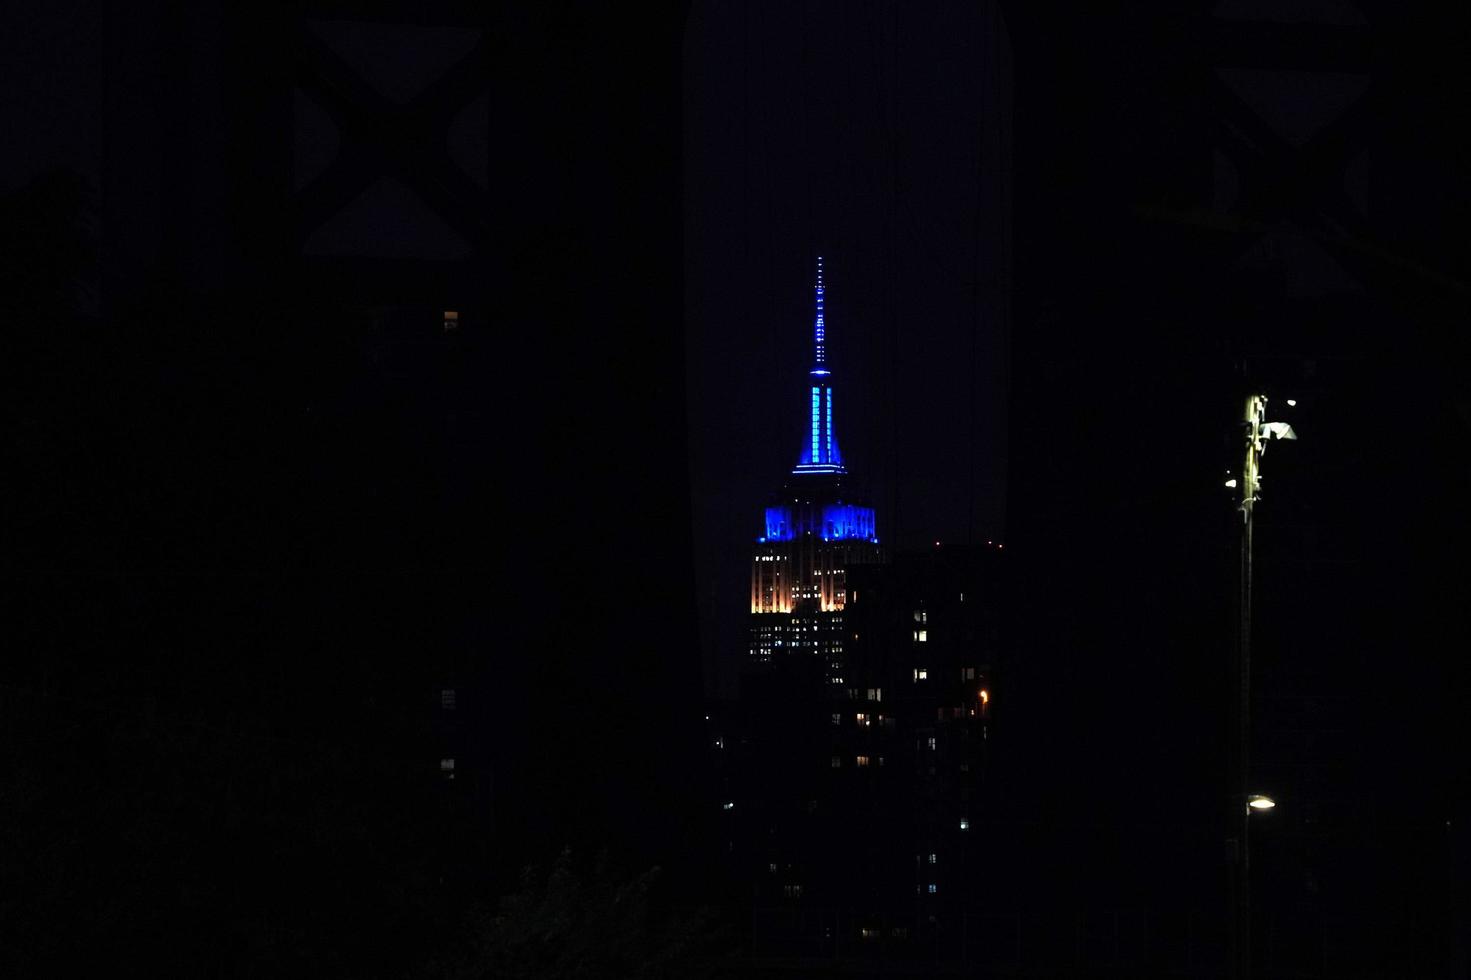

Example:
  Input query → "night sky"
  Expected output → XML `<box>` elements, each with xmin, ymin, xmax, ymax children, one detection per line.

<box><xmin>1</xmin><ymin>1</ymin><xmax>1013</xmax><ymax>701</ymax></box>
<box><xmin>0</xmin><ymin>3</ymin><xmax>102</xmax><ymax>187</ymax></box>
<box><xmin>685</xmin><ymin>0</ymin><xmax>1011</xmax><ymax>697</ymax></box>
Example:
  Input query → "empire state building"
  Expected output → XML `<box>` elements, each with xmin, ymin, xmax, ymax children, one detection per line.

<box><xmin>749</xmin><ymin>258</ymin><xmax>884</xmax><ymax>682</ymax></box>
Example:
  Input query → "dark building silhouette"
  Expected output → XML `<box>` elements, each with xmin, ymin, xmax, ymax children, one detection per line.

<box><xmin>992</xmin><ymin>3</ymin><xmax>1471</xmax><ymax>976</ymax></box>
<box><xmin>715</xmin><ymin>543</ymin><xmax>1007</xmax><ymax>963</ymax></box>
<box><xmin>6</xmin><ymin>3</ymin><xmax>700</xmax><ymax>975</ymax></box>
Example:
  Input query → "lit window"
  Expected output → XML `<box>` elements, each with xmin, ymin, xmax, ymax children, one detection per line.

<box><xmin>928</xmin><ymin>884</ymin><xmax>938</xmax><ymax>894</ymax></box>
<box><xmin>927</xmin><ymin>737</ymin><xmax>937</xmax><ymax>751</ymax></box>
<box><xmin>443</xmin><ymin>310</ymin><xmax>459</xmax><ymax>331</ymax></box>
<box><xmin>722</xmin><ymin>801</ymin><xmax>734</xmax><ymax>810</ymax></box>
<box><xmin>964</xmin><ymin>667</ymin><xmax>975</xmax><ymax>681</ymax></box>
<box><xmin>861</xmin><ymin>927</ymin><xmax>878</xmax><ymax>941</ymax></box>
<box><xmin>913</xmin><ymin>609</ymin><xmax>927</xmax><ymax>623</ymax></box>
<box><xmin>915</xmin><ymin>630</ymin><xmax>928</xmax><ymax>643</ymax></box>
<box><xmin>856</xmin><ymin>713</ymin><xmax>870</xmax><ymax>727</ymax></box>
<box><xmin>929</xmin><ymin>853</ymin><xmax>937</xmax><ymax>864</ymax></box>
<box><xmin>440</xmin><ymin>758</ymin><xmax>456</xmax><ymax>780</ymax></box>
<box><xmin>856</xmin><ymin>755</ymin><xmax>870</xmax><ymax>767</ymax></box>
<box><xmin>914</xmin><ymin>668</ymin><xmax>928</xmax><ymax>681</ymax></box>
<box><xmin>832</xmin><ymin>756</ymin><xmax>842</xmax><ymax>768</ymax></box>
<box><xmin>831</xmin><ymin>713</ymin><xmax>842</xmax><ymax>726</ymax></box>
<box><xmin>784</xmin><ymin>884</ymin><xmax>803</xmax><ymax>898</ymax></box>
<box><xmin>959</xmin><ymin>817</ymin><xmax>969</xmax><ymax>831</ymax></box>
<box><xmin>769</xmin><ymin>863</ymin><xmax>778</xmax><ymax>873</ymax></box>
<box><xmin>867</xmin><ymin>687</ymin><xmax>882</xmax><ymax>701</ymax></box>
<box><xmin>441</xmin><ymin>688</ymin><xmax>457</xmax><ymax>710</ymax></box>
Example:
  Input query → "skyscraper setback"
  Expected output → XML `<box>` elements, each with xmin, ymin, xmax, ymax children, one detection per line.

<box><xmin>749</xmin><ymin>258</ymin><xmax>883</xmax><ymax>680</ymax></box>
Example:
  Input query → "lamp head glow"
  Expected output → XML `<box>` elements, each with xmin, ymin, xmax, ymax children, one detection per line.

<box><xmin>1248</xmin><ymin>794</ymin><xmax>1276</xmax><ymax>811</ymax></box>
<box><xmin>1285</xmin><ymin>399</ymin><xmax>1297</xmax><ymax>407</ymax></box>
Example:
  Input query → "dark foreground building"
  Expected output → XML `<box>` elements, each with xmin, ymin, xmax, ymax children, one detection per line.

<box><xmin>715</xmin><ymin>543</ymin><xmax>1006</xmax><ymax>964</ymax></box>
<box><xmin>992</xmin><ymin>4</ymin><xmax>1471</xmax><ymax>977</ymax></box>
<box><xmin>4</xmin><ymin>4</ymin><xmax>701</xmax><ymax>975</ymax></box>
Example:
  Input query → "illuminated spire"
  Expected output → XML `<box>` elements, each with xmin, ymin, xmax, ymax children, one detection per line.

<box><xmin>813</xmin><ymin>255</ymin><xmax>827</xmax><ymax>369</ymax></box>
<box><xmin>794</xmin><ymin>255</ymin><xmax>843</xmax><ymax>475</ymax></box>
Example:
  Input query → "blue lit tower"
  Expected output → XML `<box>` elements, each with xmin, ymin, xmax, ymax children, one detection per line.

<box><xmin>750</xmin><ymin>258</ymin><xmax>884</xmax><ymax>679</ymax></box>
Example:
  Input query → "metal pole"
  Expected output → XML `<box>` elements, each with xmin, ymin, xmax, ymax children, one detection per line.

<box><xmin>1237</xmin><ymin>482</ymin><xmax>1253</xmax><ymax>980</ymax></box>
<box><xmin>1231</xmin><ymin>394</ymin><xmax>1263</xmax><ymax>980</ymax></box>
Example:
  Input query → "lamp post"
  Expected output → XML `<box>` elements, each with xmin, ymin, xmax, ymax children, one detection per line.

<box><xmin>1229</xmin><ymin>394</ymin><xmax>1295</xmax><ymax>980</ymax></box>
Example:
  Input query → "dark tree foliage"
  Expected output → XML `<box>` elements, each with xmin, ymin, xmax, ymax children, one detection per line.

<box><xmin>0</xmin><ymin>685</ymin><xmax>465</xmax><ymax>977</ymax></box>
<box><xmin>414</xmin><ymin>848</ymin><xmax>741</xmax><ymax>980</ymax></box>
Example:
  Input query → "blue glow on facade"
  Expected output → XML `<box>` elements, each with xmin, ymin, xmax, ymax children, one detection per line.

<box><xmin>798</xmin><ymin>385</ymin><xmax>842</xmax><ymax>471</ymax></box>
<box><xmin>811</xmin><ymin>387</ymin><xmax>820</xmax><ymax>464</ymax></box>
<box><xmin>764</xmin><ymin>502</ymin><xmax>877</xmax><ymax>542</ymax></box>
<box><xmin>825</xmin><ymin>389</ymin><xmax>833</xmax><ymax>461</ymax></box>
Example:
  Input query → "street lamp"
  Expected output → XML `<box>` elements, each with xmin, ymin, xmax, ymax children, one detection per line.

<box><xmin>1230</xmin><ymin>393</ymin><xmax>1296</xmax><ymax>980</ymax></box>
